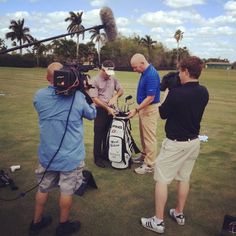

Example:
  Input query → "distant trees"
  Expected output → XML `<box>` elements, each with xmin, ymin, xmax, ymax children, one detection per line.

<box><xmin>5</xmin><ymin>19</ymin><xmax>33</xmax><ymax>55</ymax></box>
<box><xmin>0</xmin><ymin>38</ymin><xmax>7</xmax><ymax>52</ymax></box>
<box><xmin>232</xmin><ymin>61</ymin><xmax>236</xmax><ymax>69</ymax></box>
<box><xmin>31</xmin><ymin>39</ymin><xmax>48</xmax><ymax>67</ymax></box>
<box><xmin>51</xmin><ymin>39</ymin><xmax>76</xmax><ymax>61</ymax></box>
<box><xmin>141</xmin><ymin>35</ymin><xmax>157</xmax><ymax>60</ymax></box>
<box><xmin>65</xmin><ymin>11</ymin><xmax>85</xmax><ymax>61</ymax></box>
<box><xmin>100</xmin><ymin>35</ymin><xmax>181</xmax><ymax>70</ymax></box>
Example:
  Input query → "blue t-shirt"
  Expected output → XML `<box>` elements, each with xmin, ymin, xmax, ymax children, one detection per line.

<box><xmin>136</xmin><ymin>64</ymin><xmax>160</xmax><ymax>104</ymax></box>
<box><xmin>33</xmin><ymin>86</ymin><xmax>96</xmax><ymax>171</ymax></box>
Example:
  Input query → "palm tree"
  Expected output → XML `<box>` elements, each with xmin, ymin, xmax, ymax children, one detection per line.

<box><xmin>174</xmin><ymin>29</ymin><xmax>184</xmax><ymax>63</ymax></box>
<box><xmin>0</xmin><ymin>38</ymin><xmax>7</xmax><ymax>52</ymax></box>
<box><xmin>65</xmin><ymin>11</ymin><xmax>85</xmax><ymax>61</ymax></box>
<box><xmin>5</xmin><ymin>19</ymin><xmax>33</xmax><ymax>54</ymax></box>
<box><xmin>133</xmin><ymin>34</ymin><xmax>142</xmax><ymax>44</ymax></box>
<box><xmin>31</xmin><ymin>38</ymin><xmax>47</xmax><ymax>67</ymax></box>
<box><xmin>141</xmin><ymin>35</ymin><xmax>157</xmax><ymax>60</ymax></box>
<box><xmin>89</xmin><ymin>28</ymin><xmax>107</xmax><ymax>65</ymax></box>
<box><xmin>51</xmin><ymin>39</ymin><xmax>76</xmax><ymax>60</ymax></box>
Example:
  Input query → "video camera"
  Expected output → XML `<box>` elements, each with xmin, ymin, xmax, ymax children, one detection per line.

<box><xmin>160</xmin><ymin>71</ymin><xmax>181</xmax><ymax>91</ymax></box>
<box><xmin>54</xmin><ymin>63</ymin><xmax>97</xmax><ymax>96</ymax></box>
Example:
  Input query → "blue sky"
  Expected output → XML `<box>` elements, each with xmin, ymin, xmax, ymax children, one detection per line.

<box><xmin>1</xmin><ymin>0</ymin><xmax>236</xmax><ymax>62</ymax></box>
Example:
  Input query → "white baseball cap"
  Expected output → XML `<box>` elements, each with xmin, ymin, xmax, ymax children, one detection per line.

<box><xmin>102</xmin><ymin>66</ymin><xmax>115</xmax><ymax>76</ymax></box>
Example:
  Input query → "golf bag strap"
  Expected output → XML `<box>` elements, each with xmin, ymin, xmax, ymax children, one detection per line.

<box><xmin>127</xmin><ymin>120</ymin><xmax>140</xmax><ymax>154</ymax></box>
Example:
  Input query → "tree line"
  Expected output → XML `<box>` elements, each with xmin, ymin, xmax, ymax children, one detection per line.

<box><xmin>0</xmin><ymin>11</ymin><xmax>235</xmax><ymax>70</ymax></box>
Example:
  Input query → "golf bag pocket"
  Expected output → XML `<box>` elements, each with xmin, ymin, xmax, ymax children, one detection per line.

<box><xmin>107</xmin><ymin>117</ymin><xmax>136</xmax><ymax>169</ymax></box>
<box><xmin>109</xmin><ymin>137</ymin><xmax>123</xmax><ymax>163</ymax></box>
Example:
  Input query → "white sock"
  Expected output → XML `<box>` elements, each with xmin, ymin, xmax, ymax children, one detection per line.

<box><xmin>174</xmin><ymin>209</ymin><xmax>183</xmax><ymax>216</ymax></box>
<box><xmin>153</xmin><ymin>216</ymin><xmax>163</xmax><ymax>224</ymax></box>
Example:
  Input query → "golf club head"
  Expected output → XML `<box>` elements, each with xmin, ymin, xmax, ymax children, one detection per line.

<box><xmin>125</xmin><ymin>95</ymin><xmax>132</xmax><ymax>102</ymax></box>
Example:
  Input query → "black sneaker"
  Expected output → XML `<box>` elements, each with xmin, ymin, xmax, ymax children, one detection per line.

<box><xmin>29</xmin><ymin>215</ymin><xmax>52</xmax><ymax>235</ymax></box>
<box><xmin>56</xmin><ymin>221</ymin><xmax>81</xmax><ymax>236</ymax></box>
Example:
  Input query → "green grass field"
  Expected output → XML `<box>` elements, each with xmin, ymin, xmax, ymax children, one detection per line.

<box><xmin>0</xmin><ymin>67</ymin><xmax>236</xmax><ymax>236</ymax></box>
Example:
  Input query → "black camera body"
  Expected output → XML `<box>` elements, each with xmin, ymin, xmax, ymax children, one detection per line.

<box><xmin>54</xmin><ymin>64</ymin><xmax>96</xmax><ymax>96</ymax></box>
<box><xmin>160</xmin><ymin>71</ymin><xmax>181</xmax><ymax>91</ymax></box>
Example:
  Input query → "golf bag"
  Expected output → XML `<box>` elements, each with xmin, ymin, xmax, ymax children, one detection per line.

<box><xmin>107</xmin><ymin>112</ymin><xmax>140</xmax><ymax>169</ymax></box>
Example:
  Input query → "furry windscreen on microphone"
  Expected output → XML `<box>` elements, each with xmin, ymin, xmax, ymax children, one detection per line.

<box><xmin>100</xmin><ymin>7</ymin><xmax>117</xmax><ymax>41</ymax></box>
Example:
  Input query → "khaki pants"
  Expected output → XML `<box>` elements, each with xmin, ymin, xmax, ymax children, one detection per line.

<box><xmin>154</xmin><ymin>138</ymin><xmax>200</xmax><ymax>184</ymax></box>
<box><xmin>138</xmin><ymin>104</ymin><xmax>159</xmax><ymax>166</ymax></box>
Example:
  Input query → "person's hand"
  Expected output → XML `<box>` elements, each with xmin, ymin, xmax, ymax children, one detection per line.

<box><xmin>127</xmin><ymin>108</ymin><xmax>137</xmax><ymax>119</ymax></box>
<box><xmin>108</xmin><ymin>96</ymin><xmax>117</xmax><ymax>107</ymax></box>
<box><xmin>107</xmin><ymin>107</ymin><xmax>116</xmax><ymax>117</ymax></box>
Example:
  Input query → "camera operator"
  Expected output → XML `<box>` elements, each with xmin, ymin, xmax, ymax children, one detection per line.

<box><xmin>29</xmin><ymin>62</ymin><xmax>96</xmax><ymax>236</ymax></box>
<box><xmin>89</xmin><ymin>60</ymin><xmax>124</xmax><ymax>168</ymax></box>
<box><xmin>140</xmin><ymin>56</ymin><xmax>209</xmax><ymax>234</ymax></box>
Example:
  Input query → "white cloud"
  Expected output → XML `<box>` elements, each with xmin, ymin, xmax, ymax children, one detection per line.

<box><xmin>224</xmin><ymin>0</ymin><xmax>236</xmax><ymax>17</ymax></box>
<box><xmin>90</xmin><ymin>0</ymin><xmax>107</xmax><ymax>7</ymax></box>
<box><xmin>224</xmin><ymin>1</ymin><xmax>236</xmax><ymax>11</ymax></box>
<box><xmin>164</xmin><ymin>0</ymin><xmax>205</xmax><ymax>8</ymax></box>
<box><xmin>191</xmin><ymin>39</ymin><xmax>235</xmax><ymax>60</ymax></box>
<box><xmin>47</xmin><ymin>11</ymin><xmax>68</xmax><ymax>21</ymax></box>
<box><xmin>191</xmin><ymin>26</ymin><xmax>236</xmax><ymax>37</ymax></box>
<box><xmin>216</xmin><ymin>26</ymin><xmax>236</xmax><ymax>35</ymax></box>
<box><xmin>138</xmin><ymin>11</ymin><xmax>182</xmax><ymax>26</ymax></box>
<box><xmin>83</xmin><ymin>9</ymin><xmax>100</xmax><ymax>26</ymax></box>
<box><xmin>0</xmin><ymin>27</ymin><xmax>8</xmax><ymax>34</ymax></box>
<box><xmin>6</xmin><ymin>11</ymin><xmax>30</xmax><ymax>20</ymax></box>
<box><xmin>137</xmin><ymin>10</ymin><xmax>205</xmax><ymax>27</ymax></box>
<box><xmin>118</xmin><ymin>27</ymin><xmax>134</xmax><ymax>35</ymax></box>
<box><xmin>151</xmin><ymin>27</ymin><xmax>165</xmax><ymax>34</ymax></box>
<box><xmin>208</xmin><ymin>15</ymin><xmax>236</xmax><ymax>25</ymax></box>
<box><xmin>116</xmin><ymin>17</ymin><xmax>130</xmax><ymax>27</ymax></box>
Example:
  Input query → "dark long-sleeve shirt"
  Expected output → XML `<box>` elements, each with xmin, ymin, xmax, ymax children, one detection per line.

<box><xmin>159</xmin><ymin>82</ymin><xmax>209</xmax><ymax>140</ymax></box>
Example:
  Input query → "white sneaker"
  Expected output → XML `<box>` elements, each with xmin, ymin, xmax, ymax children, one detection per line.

<box><xmin>141</xmin><ymin>217</ymin><xmax>165</xmax><ymax>234</ymax></box>
<box><xmin>132</xmin><ymin>156</ymin><xmax>144</xmax><ymax>164</ymax></box>
<box><xmin>169</xmin><ymin>208</ymin><xmax>185</xmax><ymax>225</ymax></box>
<box><xmin>134</xmin><ymin>163</ymin><xmax>153</xmax><ymax>174</ymax></box>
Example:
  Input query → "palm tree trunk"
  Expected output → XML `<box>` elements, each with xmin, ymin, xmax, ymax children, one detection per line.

<box><xmin>148</xmin><ymin>46</ymin><xmax>151</xmax><ymax>61</ymax></box>
<box><xmin>177</xmin><ymin>41</ymin><xmax>179</xmax><ymax>64</ymax></box>
<box><xmin>97</xmin><ymin>41</ymin><xmax>101</xmax><ymax>65</ymax></box>
<box><xmin>76</xmin><ymin>36</ymin><xmax>79</xmax><ymax>61</ymax></box>
<box><xmin>20</xmin><ymin>40</ymin><xmax>22</xmax><ymax>55</ymax></box>
<box><xmin>36</xmin><ymin>52</ymin><xmax>39</xmax><ymax>67</ymax></box>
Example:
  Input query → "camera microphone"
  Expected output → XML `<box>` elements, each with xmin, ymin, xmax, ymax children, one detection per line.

<box><xmin>100</xmin><ymin>7</ymin><xmax>117</xmax><ymax>41</ymax></box>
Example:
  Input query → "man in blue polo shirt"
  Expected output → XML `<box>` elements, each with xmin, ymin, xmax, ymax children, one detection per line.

<box><xmin>128</xmin><ymin>53</ymin><xmax>160</xmax><ymax>174</ymax></box>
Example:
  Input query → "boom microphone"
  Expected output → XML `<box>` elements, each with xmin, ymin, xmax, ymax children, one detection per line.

<box><xmin>99</xmin><ymin>7</ymin><xmax>117</xmax><ymax>41</ymax></box>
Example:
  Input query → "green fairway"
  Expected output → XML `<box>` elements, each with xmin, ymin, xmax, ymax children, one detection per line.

<box><xmin>0</xmin><ymin>67</ymin><xmax>236</xmax><ymax>236</ymax></box>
